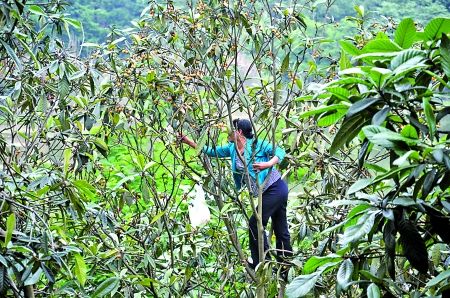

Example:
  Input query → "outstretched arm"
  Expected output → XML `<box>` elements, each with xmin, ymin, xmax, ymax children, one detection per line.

<box><xmin>179</xmin><ymin>134</ymin><xmax>231</xmax><ymax>158</ymax></box>
<box><xmin>179</xmin><ymin>135</ymin><xmax>197</xmax><ymax>149</ymax></box>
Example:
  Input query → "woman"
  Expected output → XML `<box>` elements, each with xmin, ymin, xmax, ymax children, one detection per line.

<box><xmin>179</xmin><ymin>118</ymin><xmax>292</xmax><ymax>269</ymax></box>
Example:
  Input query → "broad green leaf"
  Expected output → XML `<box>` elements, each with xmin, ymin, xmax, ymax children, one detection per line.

<box><xmin>394</xmin><ymin>18</ymin><xmax>416</xmax><ymax>48</ymax></box>
<box><xmin>281</xmin><ymin>53</ymin><xmax>290</xmax><ymax>72</ymax></box>
<box><xmin>339</xmin><ymin>40</ymin><xmax>361</xmax><ymax>56</ymax></box>
<box><xmin>392</xmin><ymin>196</ymin><xmax>418</xmax><ymax>206</ymax></box>
<box><xmin>16</xmin><ymin>36</ymin><xmax>41</xmax><ymax>69</ymax></box>
<box><xmin>286</xmin><ymin>271</ymin><xmax>321</xmax><ymax>298</ymax></box>
<box><xmin>64</xmin><ymin>148</ymin><xmax>71</xmax><ymax>176</ymax></box>
<box><xmin>325</xmin><ymin>87</ymin><xmax>351</xmax><ymax>102</ymax></box>
<box><xmin>424</xmin><ymin>18</ymin><xmax>450</xmax><ymax>41</ymax></box>
<box><xmin>92</xmin><ymin>277</ymin><xmax>120</xmax><ymax>298</ymax></box>
<box><xmin>344</xmin><ymin>204</ymin><xmax>371</xmax><ymax>229</ymax></box>
<box><xmin>24</xmin><ymin>268</ymin><xmax>43</xmax><ymax>286</ymax></box>
<box><xmin>339</xmin><ymin>51</ymin><xmax>352</xmax><ymax>71</ymax></box>
<box><xmin>28</xmin><ymin>5</ymin><xmax>46</xmax><ymax>16</ymax></box>
<box><xmin>337</xmin><ymin>259</ymin><xmax>353</xmax><ymax>290</ymax></box>
<box><xmin>5</xmin><ymin>213</ymin><xmax>15</xmax><ymax>246</ymax></box>
<box><xmin>372</xmin><ymin>106</ymin><xmax>390</xmax><ymax>126</ymax></box>
<box><xmin>150</xmin><ymin>211</ymin><xmax>165</xmax><ymax>225</ymax></box>
<box><xmin>195</xmin><ymin>130</ymin><xmax>209</xmax><ymax>156</ymax></box>
<box><xmin>339</xmin><ymin>67</ymin><xmax>365</xmax><ymax>76</ymax></box>
<box><xmin>299</xmin><ymin>104</ymin><xmax>348</xmax><ymax>119</ymax></box>
<box><xmin>426</xmin><ymin>269</ymin><xmax>450</xmax><ymax>287</ymax></box>
<box><xmin>64</xmin><ymin>18</ymin><xmax>82</xmax><ymax>30</ymax></box>
<box><xmin>59</xmin><ymin>74</ymin><xmax>70</xmax><ymax>98</ymax></box>
<box><xmin>73</xmin><ymin>180</ymin><xmax>96</xmax><ymax>199</ymax></box>
<box><xmin>423</xmin><ymin>98</ymin><xmax>436</xmax><ymax>140</ymax></box>
<box><xmin>346</xmin><ymin>98</ymin><xmax>381</xmax><ymax>118</ymax></box>
<box><xmin>359</xmin><ymin>270</ymin><xmax>384</xmax><ymax>284</ymax></box>
<box><xmin>74</xmin><ymin>253</ymin><xmax>87</xmax><ymax>287</ymax></box>
<box><xmin>391</xmin><ymin>55</ymin><xmax>427</xmax><ymax>77</ymax></box>
<box><xmin>317</xmin><ymin>109</ymin><xmax>346</xmax><ymax>127</ymax></box>
<box><xmin>341</xmin><ymin>211</ymin><xmax>376</xmax><ymax>245</ymax></box>
<box><xmin>303</xmin><ymin>254</ymin><xmax>342</xmax><ymax>274</ymax></box>
<box><xmin>440</xmin><ymin>34</ymin><xmax>450</xmax><ymax>79</ymax></box>
<box><xmin>0</xmin><ymin>40</ymin><xmax>23</xmax><ymax>71</ymax></box>
<box><xmin>367</xmin><ymin>68</ymin><xmax>392</xmax><ymax>89</ymax></box>
<box><xmin>362</xmin><ymin>39</ymin><xmax>402</xmax><ymax>53</ymax></box>
<box><xmin>390</xmin><ymin>49</ymin><xmax>426</xmax><ymax>70</ymax></box>
<box><xmin>348</xmin><ymin>178</ymin><xmax>373</xmax><ymax>195</ymax></box>
<box><xmin>330</xmin><ymin>113</ymin><xmax>370</xmax><ymax>155</ymax></box>
<box><xmin>363</xmin><ymin>125</ymin><xmax>419</xmax><ymax>149</ymax></box>
<box><xmin>393</xmin><ymin>150</ymin><xmax>417</xmax><ymax>166</ymax></box>
<box><xmin>330</xmin><ymin>77</ymin><xmax>370</xmax><ymax>86</ymax></box>
<box><xmin>367</xmin><ymin>283</ymin><xmax>381</xmax><ymax>298</ymax></box>
<box><xmin>401</xmin><ymin>124</ymin><xmax>418</xmax><ymax>139</ymax></box>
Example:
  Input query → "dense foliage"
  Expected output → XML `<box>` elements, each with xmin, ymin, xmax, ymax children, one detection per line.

<box><xmin>68</xmin><ymin>0</ymin><xmax>450</xmax><ymax>43</ymax></box>
<box><xmin>0</xmin><ymin>0</ymin><xmax>449</xmax><ymax>297</ymax></box>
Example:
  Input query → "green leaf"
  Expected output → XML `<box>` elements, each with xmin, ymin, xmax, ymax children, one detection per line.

<box><xmin>346</xmin><ymin>98</ymin><xmax>381</xmax><ymax>118</ymax></box>
<box><xmin>330</xmin><ymin>113</ymin><xmax>369</xmax><ymax>155</ymax></box>
<box><xmin>63</xmin><ymin>148</ymin><xmax>71</xmax><ymax>176</ymax></box>
<box><xmin>362</xmin><ymin>39</ymin><xmax>402</xmax><ymax>53</ymax></box>
<box><xmin>16</xmin><ymin>36</ymin><xmax>41</xmax><ymax>69</ymax></box>
<box><xmin>347</xmin><ymin>178</ymin><xmax>373</xmax><ymax>195</ymax></box>
<box><xmin>0</xmin><ymin>40</ymin><xmax>23</xmax><ymax>72</ymax></box>
<box><xmin>367</xmin><ymin>283</ymin><xmax>381</xmax><ymax>298</ymax></box>
<box><xmin>423</xmin><ymin>98</ymin><xmax>436</xmax><ymax>140</ymax></box>
<box><xmin>339</xmin><ymin>51</ymin><xmax>352</xmax><ymax>71</ymax></box>
<box><xmin>150</xmin><ymin>211</ymin><xmax>165</xmax><ymax>225</ymax></box>
<box><xmin>394</xmin><ymin>18</ymin><xmax>416</xmax><ymax>48</ymax></box>
<box><xmin>28</xmin><ymin>5</ymin><xmax>46</xmax><ymax>16</ymax></box>
<box><xmin>344</xmin><ymin>204</ymin><xmax>371</xmax><ymax>229</ymax></box>
<box><xmin>325</xmin><ymin>87</ymin><xmax>351</xmax><ymax>102</ymax></box>
<box><xmin>390</xmin><ymin>49</ymin><xmax>426</xmax><ymax>70</ymax></box>
<box><xmin>299</xmin><ymin>104</ymin><xmax>348</xmax><ymax>119</ymax></box>
<box><xmin>372</xmin><ymin>106</ymin><xmax>390</xmax><ymax>126</ymax></box>
<box><xmin>195</xmin><ymin>130</ymin><xmax>209</xmax><ymax>156</ymax></box>
<box><xmin>401</xmin><ymin>124</ymin><xmax>418</xmax><ymax>139</ymax></box>
<box><xmin>317</xmin><ymin>109</ymin><xmax>346</xmax><ymax>127</ymax></box>
<box><xmin>391</xmin><ymin>55</ymin><xmax>427</xmax><ymax>77</ymax></box>
<box><xmin>341</xmin><ymin>212</ymin><xmax>376</xmax><ymax>245</ymax></box>
<box><xmin>440</xmin><ymin>34</ymin><xmax>450</xmax><ymax>79</ymax></box>
<box><xmin>73</xmin><ymin>180</ymin><xmax>96</xmax><ymax>199</ymax></box>
<box><xmin>424</xmin><ymin>18</ymin><xmax>450</xmax><ymax>41</ymax></box>
<box><xmin>392</xmin><ymin>196</ymin><xmax>418</xmax><ymax>206</ymax></box>
<box><xmin>59</xmin><ymin>74</ymin><xmax>70</xmax><ymax>98</ymax></box>
<box><xmin>426</xmin><ymin>269</ymin><xmax>450</xmax><ymax>287</ymax></box>
<box><xmin>286</xmin><ymin>271</ymin><xmax>321</xmax><ymax>298</ymax></box>
<box><xmin>74</xmin><ymin>253</ymin><xmax>87</xmax><ymax>287</ymax></box>
<box><xmin>92</xmin><ymin>277</ymin><xmax>120</xmax><ymax>298</ymax></box>
<box><xmin>303</xmin><ymin>255</ymin><xmax>342</xmax><ymax>274</ymax></box>
<box><xmin>24</xmin><ymin>268</ymin><xmax>43</xmax><ymax>286</ymax></box>
<box><xmin>281</xmin><ymin>53</ymin><xmax>290</xmax><ymax>72</ymax></box>
<box><xmin>337</xmin><ymin>259</ymin><xmax>353</xmax><ymax>290</ymax></box>
<box><xmin>339</xmin><ymin>40</ymin><xmax>361</xmax><ymax>56</ymax></box>
<box><xmin>363</xmin><ymin>125</ymin><xmax>419</xmax><ymax>149</ymax></box>
<box><xmin>64</xmin><ymin>18</ymin><xmax>82</xmax><ymax>30</ymax></box>
<box><xmin>5</xmin><ymin>213</ymin><xmax>15</xmax><ymax>246</ymax></box>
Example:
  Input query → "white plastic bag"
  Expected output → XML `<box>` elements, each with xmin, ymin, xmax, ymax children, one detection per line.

<box><xmin>188</xmin><ymin>184</ymin><xmax>211</xmax><ymax>227</ymax></box>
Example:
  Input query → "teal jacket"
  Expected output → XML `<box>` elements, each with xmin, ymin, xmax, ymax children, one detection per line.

<box><xmin>202</xmin><ymin>139</ymin><xmax>286</xmax><ymax>191</ymax></box>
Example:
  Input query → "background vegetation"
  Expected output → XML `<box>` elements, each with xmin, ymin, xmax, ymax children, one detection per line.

<box><xmin>0</xmin><ymin>0</ymin><xmax>449</xmax><ymax>297</ymax></box>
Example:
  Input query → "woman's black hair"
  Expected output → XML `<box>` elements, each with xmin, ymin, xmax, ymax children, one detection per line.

<box><xmin>232</xmin><ymin>118</ymin><xmax>254</xmax><ymax>139</ymax></box>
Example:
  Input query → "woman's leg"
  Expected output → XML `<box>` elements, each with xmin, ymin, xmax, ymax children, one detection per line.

<box><xmin>271</xmin><ymin>179</ymin><xmax>292</xmax><ymax>261</ymax></box>
<box><xmin>248</xmin><ymin>179</ymin><xmax>289</xmax><ymax>268</ymax></box>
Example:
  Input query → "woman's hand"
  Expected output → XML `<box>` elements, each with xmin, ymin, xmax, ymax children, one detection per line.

<box><xmin>177</xmin><ymin>133</ymin><xmax>197</xmax><ymax>148</ymax></box>
<box><xmin>252</xmin><ymin>156</ymin><xmax>279</xmax><ymax>171</ymax></box>
<box><xmin>252</xmin><ymin>161</ymin><xmax>272</xmax><ymax>171</ymax></box>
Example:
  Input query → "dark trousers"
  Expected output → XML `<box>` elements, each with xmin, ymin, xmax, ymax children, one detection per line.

<box><xmin>248</xmin><ymin>178</ymin><xmax>292</xmax><ymax>268</ymax></box>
